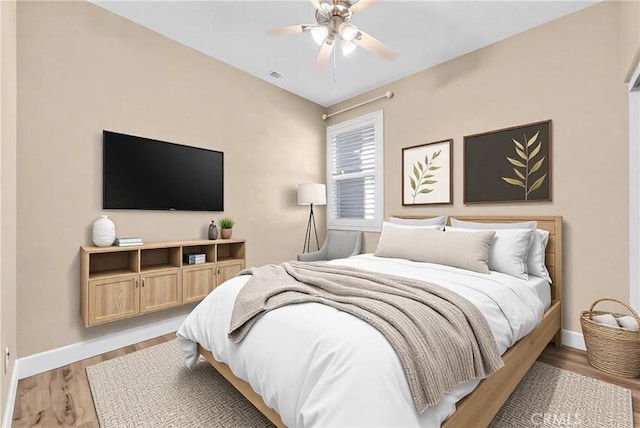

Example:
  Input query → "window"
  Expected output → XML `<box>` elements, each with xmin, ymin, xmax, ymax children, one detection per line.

<box><xmin>326</xmin><ymin>110</ymin><xmax>384</xmax><ymax>232</ymax></box>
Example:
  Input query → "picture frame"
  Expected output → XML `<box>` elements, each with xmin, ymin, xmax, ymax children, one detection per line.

<box><xmin>402</xmin><ymin>139</ymin><xmax>452</xmax><ymax>206</ymax></box>
<box><xmin>463</xmin><ymin>120</ymin><xmax>552</xmax><ymax>204</ymax></box>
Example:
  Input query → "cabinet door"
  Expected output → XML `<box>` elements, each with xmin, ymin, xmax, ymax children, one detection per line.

<box><xmin>88</xmin><ymin>275</ymin><xmax>139</xmax><ymax>326</ymax></box>
<box><xmin>140</xmin><ymin>269</ymin><xmax>182</xmax><ymax>313</ymax></box>
<box><xmin>216</xmin><ymin>260</ymin><xmax>245</xmax><ymax>286</ymax></box>
<box><xmin>183</xmin><ymin>265</ymin><xmax>215</xmax><ymax>304</ymax></box>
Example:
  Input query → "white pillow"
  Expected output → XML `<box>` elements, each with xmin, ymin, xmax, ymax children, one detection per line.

<box><xmin>375</xmin><ymin>223</ymin><xmax>494</xmax><ymax>273</ymax></box>
<box><xmin>446</xmin><ymin>226</ymin><xmax>534</xmax><ymax>280</ymax></box>
<box><xmin>381</xmin><ymin>221</ymin><xmax>442</xmax><ymax>231</ymax></box>
<box><xmin>527</xmin><ymin>230</ymin><xmax>551</xmax><ymax>282</ymax></box>
<box><xmin>450</xmin><ymin>218</ymin><xmax>537</xmax><ymax>230</ymax></box>
<box><xmin>389</xmin><ymin>215</ymin><xmax>447</xmax><ymax>230</ymax></box>
<box><xmin>449</xmin><ymin>218</ymin><xmax>552</xmax><ymax>283</ymax></box>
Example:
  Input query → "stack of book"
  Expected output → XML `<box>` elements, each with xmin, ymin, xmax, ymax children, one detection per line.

<box><xmin>114</xmin><ymin>237</ymin><xmax>143</xmax><ymax>247</ymax></box>
<box><xmin>183</xmin><ymin>253</ymin><xmax>206</xmax><ymax>264</ymax></box>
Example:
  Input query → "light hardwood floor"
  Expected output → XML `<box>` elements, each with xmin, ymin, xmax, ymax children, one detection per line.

<box><xmin>11</xmin><ymin>333</ymin><xmax>175</xmax><ymax>428</ymax></box>
<box><xmin>11</xmin><ymin>335</ymin><xmax>640</xmax><ymax>427</ymax></box>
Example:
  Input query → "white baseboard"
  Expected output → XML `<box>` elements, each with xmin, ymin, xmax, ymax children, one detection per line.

<box><xmin>11</xmin><ymin>322</ymin><xmax>589</xmax><ymax>379</ymax></box>
<box><xmin>3</xmin><ymin>362</ymin><xmax>19</xmax><ymax>428</ymax></box>
<box><xmin>12</xmin><ymin>323</ymin><xmax>588</xmax><ymax>380</ymax></box>
<box><xmin>562</xmin><ymin>329</ymin><xmax>586</xmax><ymax>351</ymax></box>
<box><xmin>2</xmin><ymin>315</ymin><xmax>185</xmax><ymax>426</ymax></box>
<box><xmin>17</xmin><ymin>314</ymin><xmax>187</xmax><ymax>380</ymax></box>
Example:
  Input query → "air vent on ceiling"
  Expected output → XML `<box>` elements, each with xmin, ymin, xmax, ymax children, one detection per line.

<box><xmin>268</xmin><ymin>69</ymin><xmax>284</xmax><ymax>80</ymax></box>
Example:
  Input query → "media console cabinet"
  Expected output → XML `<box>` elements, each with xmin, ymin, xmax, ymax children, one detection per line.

<box><xmin>80</xmin><ymin>239</ymin><xmax>245</xmax><ymax>327</ymax></box>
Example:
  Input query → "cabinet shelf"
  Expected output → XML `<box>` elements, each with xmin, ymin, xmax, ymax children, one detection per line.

<box><xmin>183</xmin><ymin>261</ymin><xmax>216</xmax><ymax>268</ymax></box>
<box><xmin>218</xmin><ymin>256</ymin><xmax>242</xmax><ymax>263</ymax></box>
<box><xmin>80</xmin><ymin>239</ymin><xmax>245</xmax><ymax>327</ymax></box>
<box><xmin>89</xmin><ymin>268</ymin><xmax>137</xmax><ymax>280</ymax></box>
<box><xmin>140</xmin><ymin>264</ymin><xmax>179</xmax><ymax>273</ymax></box>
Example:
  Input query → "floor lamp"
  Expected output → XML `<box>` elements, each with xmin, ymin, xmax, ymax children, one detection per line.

<box><xmin>298</xmin><ymin>183</ymin><xmax>326</xmax><ymax>253</ymax></box>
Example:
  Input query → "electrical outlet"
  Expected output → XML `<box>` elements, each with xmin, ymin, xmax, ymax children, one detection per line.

<box><xmin>4</xmin><ymin>347</ymin><xmax>9</xmax><ymax>374</ymax></box>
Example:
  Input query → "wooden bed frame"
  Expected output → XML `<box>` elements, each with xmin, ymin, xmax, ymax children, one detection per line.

<box><xmin>197</xmin><ymin>215</ymin><xmax>563</xmax><ymax>427</ymax></box>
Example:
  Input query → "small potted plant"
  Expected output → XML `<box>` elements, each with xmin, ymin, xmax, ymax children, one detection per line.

<box><xmin>218</xmin><ymin>218</ymin><xmax>235</xmax><ymax>239</ymax></box>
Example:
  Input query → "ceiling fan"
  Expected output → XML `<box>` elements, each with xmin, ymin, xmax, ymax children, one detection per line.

<box><xmin>267</xmin><ymin>0</ymin><xmax>397</xmax><ymax>69</ymax></box>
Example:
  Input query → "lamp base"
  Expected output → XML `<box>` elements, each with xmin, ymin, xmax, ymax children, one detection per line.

<box><xmin>302</xmin><ymin>204</ymin><xmax>320</xmax><ymax>253</ymax></box>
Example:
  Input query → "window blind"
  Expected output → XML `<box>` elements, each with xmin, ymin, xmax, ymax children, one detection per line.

<box><xmin>326</xmin><ymin>111</ymin><xmax>383</xmax><ymax>231</ymax></box>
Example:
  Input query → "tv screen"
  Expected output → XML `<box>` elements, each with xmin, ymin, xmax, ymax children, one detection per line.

<box><xmin>103</xmin><ymin>131</ymin><xmax>224</xmax><ymax>211</ymax></box>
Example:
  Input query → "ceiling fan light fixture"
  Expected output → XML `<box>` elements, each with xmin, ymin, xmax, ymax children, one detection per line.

<box><xmin>268</xmin><ymin>0</ymin><xmax>396</xmax><ymax>69</ymax></box>
<box><xmin>311</xmin><ymin>26</ymin><xmax>328</xmax><ymax>45</ymax></box>
<box><xmin>341</xmin><ymin>39</ymin><xmax>357</xmax><ymax>56</ymax></box>
<box><xmin>338</xmin><ymin>22</ymin><xmax>358</xmax><ymax>41</ymax></box>
<box><xmin>319</xmin><ymin>2</ymin><xmax>332</xmax><ymax>14</ymax></box>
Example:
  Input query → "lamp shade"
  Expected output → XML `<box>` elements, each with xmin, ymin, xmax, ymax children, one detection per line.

<box><xmin>297</xmin><ymin>183</ymin><xmax>326</xmax><ymax>205</ymax></box>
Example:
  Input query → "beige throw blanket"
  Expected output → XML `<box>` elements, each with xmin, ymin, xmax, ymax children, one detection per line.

<box><xmin>228</xmin><ymin>261</ymin><xmax>504</xmax><ymax>413</ymax></box>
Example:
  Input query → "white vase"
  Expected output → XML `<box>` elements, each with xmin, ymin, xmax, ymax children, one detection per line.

<box><xmin>93</xmin><ymin>215</ymin><xmax>116</xmax><ymax>247</ymax></box>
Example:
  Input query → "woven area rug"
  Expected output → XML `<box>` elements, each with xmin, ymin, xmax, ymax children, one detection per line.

<box><xmin>87</xmin><ymin>340</ymin><xmax>633</xmax><ymax>428</ymax></box>
<box><xmin>491</xmin><ymin>361</ymin><xmax>632</xmax><ymax>428</ymax></box>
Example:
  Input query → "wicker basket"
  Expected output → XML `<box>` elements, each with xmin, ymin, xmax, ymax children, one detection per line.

<box><xmin>580</xmin><ymin>298</ymin><xmax>640</xmax><ymax>377</ymax></box>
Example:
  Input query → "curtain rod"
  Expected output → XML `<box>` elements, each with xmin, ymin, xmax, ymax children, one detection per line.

<box><xmin>322</xmin><ymin>91</ymin><xmax>394</xmax><ymax>121</ymax></box>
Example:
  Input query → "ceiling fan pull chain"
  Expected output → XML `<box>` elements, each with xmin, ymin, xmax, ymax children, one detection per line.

<box><xmin>332</xmin><ymin>44</ymin><xmax>337</xmax><ymax>84</ymax></box>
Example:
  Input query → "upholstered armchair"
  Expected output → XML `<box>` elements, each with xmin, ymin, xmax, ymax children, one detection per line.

<box><xmin>297</xmin><ymin>230</ymin><xmax>363</xmax><ymax>262</ymax></box>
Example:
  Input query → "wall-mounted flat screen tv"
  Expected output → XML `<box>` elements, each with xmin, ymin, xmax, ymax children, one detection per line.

<box><xmin>103</xmin><ymin>130</ymin><xmax>224</xmax><ymax>211</ymax></box>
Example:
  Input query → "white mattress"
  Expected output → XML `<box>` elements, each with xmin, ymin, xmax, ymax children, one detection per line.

<box><xmin>177</xmin><ymin>255</ymin><xmax>549</xmax><ymax>427</ymax></box>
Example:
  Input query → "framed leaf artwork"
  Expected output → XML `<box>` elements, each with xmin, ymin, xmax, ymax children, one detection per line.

<box><xmin>402</xmin><ymin>139</ymin><xmax>452</xmax><ymax>206</ymax></box>
<box><xmin>463</xmin><ymin>120</ymin><xmax>551</xmax><ymax>204</ymax></box>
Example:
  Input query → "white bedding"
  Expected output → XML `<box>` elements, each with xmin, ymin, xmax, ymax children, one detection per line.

<box><xmin>177</xmin><ymin>254</ymin><xmax>549</xmax><ymax>427</ymax></box>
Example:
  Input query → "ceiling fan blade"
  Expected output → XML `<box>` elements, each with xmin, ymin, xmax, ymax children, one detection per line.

<box><xmin>266</xmin><ymin>25</ymin><xmax>308</xmax><ymax>36</ymax></box>
<box><xmin>349</xmin><ymin>0</ymin><xmax>379</xmax><ymax>13</ymax></box>
<box><xmin>310</xmin><ymin>0</ymin><xmax>321</xmax><ymax>9</ymax></box>
<box><xmin>315</xmin><ymin>39</ymin><xmax>335</xmax><ymax>69</ymax></box>
<box><xmin>353</xmin><ymin>29</ymin><xmax>397</xmax><ymax>60</ymax></box>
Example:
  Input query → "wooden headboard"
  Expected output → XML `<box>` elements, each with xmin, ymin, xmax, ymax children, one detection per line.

<box><xmin>392</xmin><ymin>215</ymin><xmax>563</xmax><ymax>304</ymax></box>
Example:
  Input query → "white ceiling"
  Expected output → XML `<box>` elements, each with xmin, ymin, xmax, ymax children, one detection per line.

<box><xmin>91</xmin><ymin>0</ymin><xmax>596</xmax><ymax>107</ymax></box>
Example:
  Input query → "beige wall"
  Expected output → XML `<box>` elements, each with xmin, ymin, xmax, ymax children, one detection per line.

<box><xmin>326</xmin><ymin>1</ymin><xmax>639</xmax><ymax>334</ymax></box>
<box><xmin>1</xmin><ymin>0</ymin><xmax>18</xmax><ymax>420</ymax></box>
<box><xmin>16</xmin><ymin>1</ymin><xmax>325</xmax><ymax>357</ymax></box>
<box><xmin>620</xmin><ymin>0</ymin><xmax>640</xmax><ymax>81</ymax></box>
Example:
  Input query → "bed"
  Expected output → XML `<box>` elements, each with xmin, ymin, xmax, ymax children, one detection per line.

<box><xmin>177</xmin><ymin>215</ymin><xmax>563</xmax><ymax>427</ymax></box>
